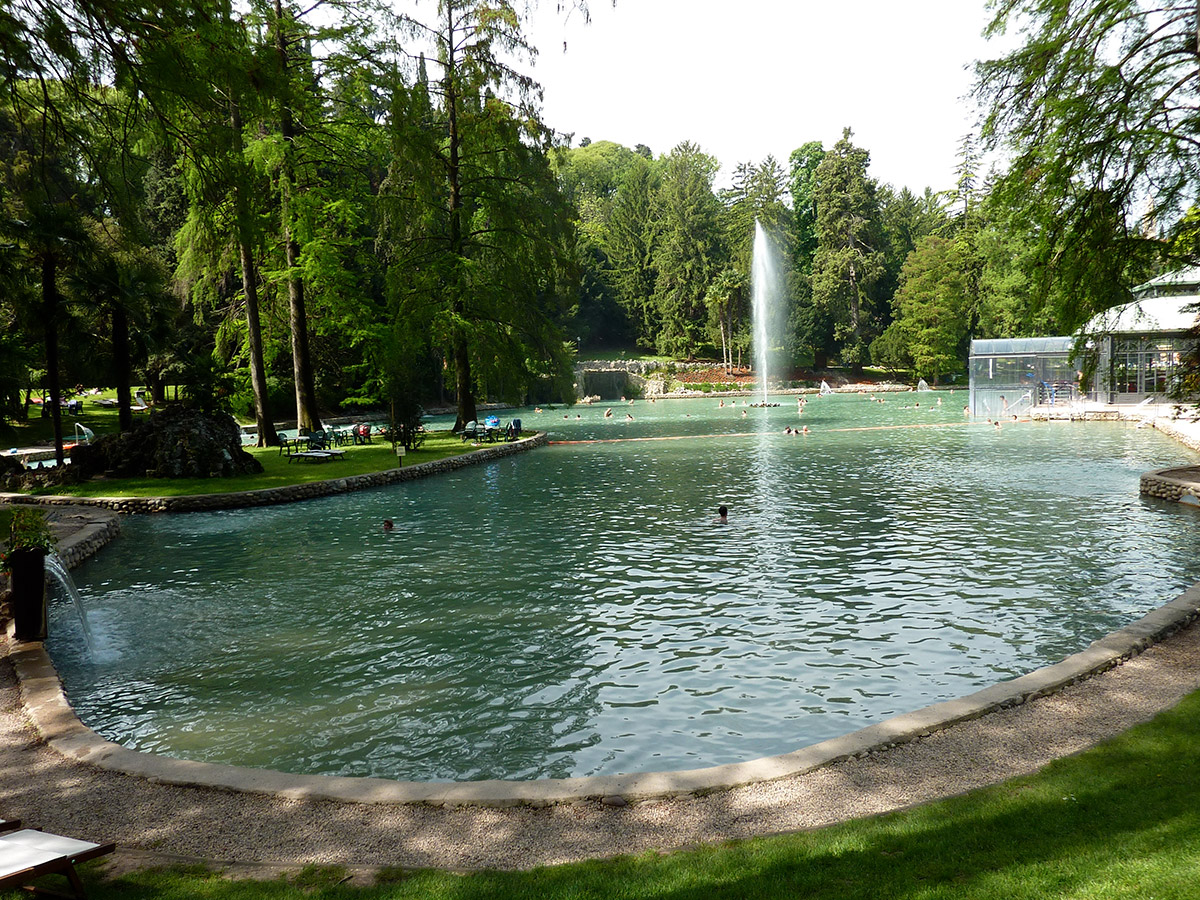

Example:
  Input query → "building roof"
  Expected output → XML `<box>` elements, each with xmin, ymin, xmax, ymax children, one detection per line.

<box><xmin>1133</xmin><ymin>266</ymin><xmax>1200</xmax><ymax>297</ymax></box>
<box><xmin>971</xmin><ymin>337</ymin><xmax>1076</xmax><ymax>356</ymax></box>
<box><xmin>1083</xmin><ymin>294</ymin><xmax>1199</xmax><ymax>335</ymax></box>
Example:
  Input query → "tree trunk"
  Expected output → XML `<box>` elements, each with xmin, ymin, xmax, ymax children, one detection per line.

<box><xmin>41</xmin><ymin>252</ymin><xmax>64</xmax><ymax>466</ymax></box>
<box><xmin>112</xmin><ymin>302</ymin><xmax>133</xmax><ymax>432</ymax></box>
<box><xmin>453</xmin><ymin>333</ymin><xmax>476</xmax><ymax>430</ymax></box>
<box><xmin>231</xmin><ymin>94</ymin><xmax>279</xmax><ymax>447</ymax></box>
<box><xmin>445</xmin><ymin>0</ymin><xmax>475</xmax><ymax>431</ymax></box>
<box><xmin>240</xmin><ymin>233</ymin><xmax>279</xmax><ymax>446</ymax></box>
<box><xmin>274</xmin><ymin>0</ymin><xmax>320</xmax><ymax>432</ymax></box>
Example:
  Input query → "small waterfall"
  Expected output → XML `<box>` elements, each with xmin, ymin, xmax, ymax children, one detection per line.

<box><xmin>44</xmin><ymin>553</ymin><xmax>94</xmax><ymax>652</ymax></box>
<box><xmin>917</xmin><ymin>379</ymin><xmax>932</xmax><ymax>391</ymax></box>
<box><xmin>819</xmin><ymin>380</ymin><xmax>834</xmax><ymax>396</ymax></box>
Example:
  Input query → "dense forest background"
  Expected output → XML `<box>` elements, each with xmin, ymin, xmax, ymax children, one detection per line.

<box><xmin>3</xmin><ymin>0</ymin><xmax>1198</xmax><ymax>456</ymax></box>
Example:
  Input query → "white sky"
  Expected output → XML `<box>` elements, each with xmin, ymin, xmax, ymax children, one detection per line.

<box><xmin>523</xmin><ymin>0</ymin><xmax>1002</xmax><ymax>193</ymax></box>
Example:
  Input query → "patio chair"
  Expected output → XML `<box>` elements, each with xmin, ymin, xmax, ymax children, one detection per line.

<box><xmin>460</xmin><ymin>421</ymin><xmax>478</xmax><ymax>442</ymax></box>
<box><xmin>0</xmin><ymin>820</ymin><xmax>115</xmax><ymax>899</ymax></box>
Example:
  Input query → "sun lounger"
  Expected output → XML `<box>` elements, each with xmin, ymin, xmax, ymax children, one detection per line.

<box><xmin>0</xmin><ymin>820</ymin><xmax>115</xmax><ymax>899</ymax></box>
<box><xmin>285</xmin><ymin>450</ymin><xmax>346</xmax><ymax>463</ymax></box>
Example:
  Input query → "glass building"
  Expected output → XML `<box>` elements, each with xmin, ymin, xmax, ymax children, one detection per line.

<box><xmin>1084</xmin><ymin>270</ymin><xmax>1199</xmax><ymax>404</ymax></box>
<box><xmin>969</xmin><ymin>337</ymin><xmax>1080</xmax><ymax>417</ymax></box>
<box><xmin>970</xmin><ymin>269</ymin><xmax>1199</xmax><ymax>413</ymax></box>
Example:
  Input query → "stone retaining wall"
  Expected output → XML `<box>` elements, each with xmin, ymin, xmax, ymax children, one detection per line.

<box><xmin>52</xmin><ymin>509</ymin><xmax>122</xmax><ymax>569</ymax></box>
<box><xmin>1141</xmin><ymin>466</ymin><xmax>1200</xmax><ymax>503</ymax></box>
<box><xmin>4</xmin><ymin>433</ymin><xmax>546</xmax><ymax>515</ymax></box>
<box><xmin>1137</xmin><ymin>416</ymin><xmax>1200</xmax><ymax>503</ymax></box>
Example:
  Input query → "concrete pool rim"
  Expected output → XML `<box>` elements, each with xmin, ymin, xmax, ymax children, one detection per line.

<box><xmin>4</xmin><ymin>419</ymin><xmax>1200</xmax><ymax>808</ymax></box>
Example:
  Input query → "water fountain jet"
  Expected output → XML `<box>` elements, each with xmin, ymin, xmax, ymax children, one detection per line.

<box><xmin>751</xmin><ymin>220</ymin><xmax>781</xmax><ymax>406</ymax></box>
<box><xmin>44</xmin><ymin>553</ymin><xmax>94</xmax><ymax>652</ymax></box>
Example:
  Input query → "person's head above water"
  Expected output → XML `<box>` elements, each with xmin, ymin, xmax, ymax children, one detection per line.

<box><xmin>716</xmin><ymin>505</ymin><xmax>728</xmax><ymax>523</ymax></box>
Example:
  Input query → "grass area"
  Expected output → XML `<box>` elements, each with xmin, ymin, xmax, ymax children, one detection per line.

<box><xmin>0</xmin><ymin>391</ymin><xmax>489</xmax><ymax>498</ymax></box>
<box><xmin>0</xmin><ymin>394</ymin><xmax>125</xmax><ymax>447</ymax></box>
<box><xmin>11</xmin><ymin>687</ymin><xmax>1200</xmax><ymax>899</ymax></box>
<box><xmin>41</xmin><ymin>432</ymin><xmax>475</xmax><ymax>498</ymax></box>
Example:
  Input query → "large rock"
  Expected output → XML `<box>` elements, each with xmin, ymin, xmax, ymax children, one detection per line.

<box><xmin>73</xmin><ymin>406</ymin><xmax>263</xmax><ymax>479</ymax></box>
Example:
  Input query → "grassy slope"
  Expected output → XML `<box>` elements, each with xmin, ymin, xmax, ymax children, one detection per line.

<box><xmin>18</xmin><ymin>688</ymin><xmax>1200</xmax><ymax>899</ymax></box>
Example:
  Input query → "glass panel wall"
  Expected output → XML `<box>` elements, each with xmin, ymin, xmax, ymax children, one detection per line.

<box><xmin>1103</xmin><ymin>336</ymin><xmax>1196</xmax><ymax>400</ymax></box>
<box><xmin>969</xmin><ymin>338</ymin><xmax>1079</xmax><ymax>416</ymax></box>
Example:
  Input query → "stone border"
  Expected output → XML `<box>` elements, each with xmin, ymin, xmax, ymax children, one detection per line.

<box><xmin>6</xmin><ymin>418</ymin><xmax>1200</xmax><ymax>808</ymax></box>
<box><xmin>9</xmin><ymin>561</ymin><xmax>1200</xmax><ymax>807</ymax></box>
<box><xmin>1145</xmin><ymin>417</ymin><xmax>1200</xmax><ymax>453</ymax></box>
<box><xmin>2</xmin><ymin>433</ymin><xmax>545</xmax><ymax>514</ymax></box>
<box><xmin>9</xmin><ymin>585</ymin><xmax>1200</xmax><ymax>807</ymax></box>
<box><xmin>1141</xmin><ymin>466</ymin><xmax>1200</xmax><ymax>503</ymax></box>
<box><xmin>46</xmin><ymin>508</ymin><xmax>122</xmax><ymax>570</ymax></box>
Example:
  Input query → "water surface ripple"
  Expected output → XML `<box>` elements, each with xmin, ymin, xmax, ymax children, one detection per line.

<box><xmin>47</xmin><ymin>395</ymin><xmax>1200</xmax><ymax>781</ymax></box>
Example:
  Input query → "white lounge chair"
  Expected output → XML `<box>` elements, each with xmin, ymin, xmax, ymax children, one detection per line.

<box><xmin>0</xmin><ymin>820</ymin><xmax>115</xmax><ymax>899</ymax></box>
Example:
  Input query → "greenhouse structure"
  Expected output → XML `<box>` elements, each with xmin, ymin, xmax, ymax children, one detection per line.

<box><xmin>969</xmin><ymin>268</ymin><xmax>1200</xmax><ymax>416</ymax></box>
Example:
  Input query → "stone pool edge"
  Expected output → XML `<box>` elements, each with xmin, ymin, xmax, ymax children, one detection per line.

<box><xmin>0</xmin><ymin>431</ymin><xmax>547</xmax><ymax>513</ymax></box>
<box><xmin>7</xmin><ymin>512</ymin><xmax>1200</xmax><ymax>807</ymax></box>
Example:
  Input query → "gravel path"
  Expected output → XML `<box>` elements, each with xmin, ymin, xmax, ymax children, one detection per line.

<box><xmin>3</xmin><ymin>618</ymin><xmax>1200</xmax><ymax>877</ymax></box>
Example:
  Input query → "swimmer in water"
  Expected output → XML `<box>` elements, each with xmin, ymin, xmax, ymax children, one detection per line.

<box><xmin>715</xmin><ymin>505</ymin><xmax>728</xmax><ymax>524</ymax></box>
<box><xmin>604</xmin><ymin>408</ymin><xmax>613</xmax><ymax>418</ymax></box>
<box><xmin>383</xmin><ymin>519</ymin><xmax>394</xmax><ymax>532</ymax></box>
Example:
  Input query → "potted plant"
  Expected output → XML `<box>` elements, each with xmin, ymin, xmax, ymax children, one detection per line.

<box><xmin>1</xmin><ymin>507</ymin><xmax>56</xmax><ymax>641</ymax></box>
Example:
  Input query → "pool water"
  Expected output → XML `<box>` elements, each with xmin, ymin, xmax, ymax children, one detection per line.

<box><xmin>47</xmin><ymin>394</ymin><xmax>1200</xmax><ymax>781</ymax></box>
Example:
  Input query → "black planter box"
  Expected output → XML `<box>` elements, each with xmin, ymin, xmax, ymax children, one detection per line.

<box><xmin>9</xmin><ymin>547</ymin><xmax>47</xmax><ymax>642</ymax></box>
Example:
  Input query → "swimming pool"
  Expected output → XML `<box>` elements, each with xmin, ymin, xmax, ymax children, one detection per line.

<box><xmin>47</xmin><ymin>394</ymin><xmax>1200</xmax><ymax>781</ymax></box>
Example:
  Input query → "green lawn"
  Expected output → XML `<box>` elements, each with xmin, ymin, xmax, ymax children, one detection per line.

<box><xmin>0</xmin><ymin>395</ymin><xmax>490</xmax><ymax>498</ymax></box>
<box><xmin>0</xmin><ymin>394</ymin><xmax>125</xmax><ymax>447</ymax></box>
<box><xmin>39</xmin><ymin>432</ymin><xmax>477</xmax><ymax>498</ymax></box>
<box><xmin>9</xmin><ymin>687</ymin><xmax>1200</xmax><ymax>899</ymax></box>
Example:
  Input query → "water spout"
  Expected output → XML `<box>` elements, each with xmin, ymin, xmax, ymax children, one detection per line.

<box><xmin>751</xmin><ymin>220</ymin><xmax>780</xmax><ymax>406</ymax></box>
<box><xmin>44</xmin><ymin>553</ymin><xmax>94</xmax><ymax>652</ymax></box>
